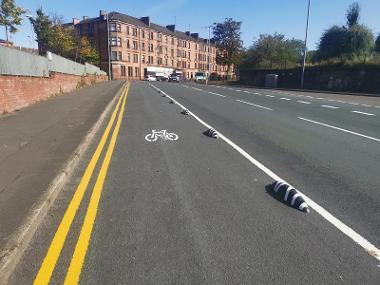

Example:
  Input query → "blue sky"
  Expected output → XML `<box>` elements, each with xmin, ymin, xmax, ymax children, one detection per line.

<box><xmin>3</xmin><ymin>0</ymin><xmax>380</xmax><ymax>50</ymax></box>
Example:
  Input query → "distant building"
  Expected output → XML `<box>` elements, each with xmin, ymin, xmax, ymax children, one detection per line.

<box><xmin>0</xmin><ymin>39</ymin><xmax>13</xmax><ymax>46</ymax></box>
<box><xmin>64</xmin><ymin>11</ymin><xmax>230</xmax><ymax>80</ymax></box>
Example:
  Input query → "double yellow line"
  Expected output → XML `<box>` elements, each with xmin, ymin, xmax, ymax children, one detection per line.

<box><xmin>34</xmin><ymin>82</ymin><xmax>130</xmax><ymax>285</ymax></box>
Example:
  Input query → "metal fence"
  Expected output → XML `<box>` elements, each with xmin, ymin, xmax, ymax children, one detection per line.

<box><xmin>0</xmin><ymin>45</ymin><xmax>106</xmax><ymax>77</ymax></box>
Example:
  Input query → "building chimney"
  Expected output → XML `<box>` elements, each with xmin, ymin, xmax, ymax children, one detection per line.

<box><xmin>99</xmin><ymin>10</ymin><xmax>107</xmax><ymax>20</ymax></box>
<box><xmin>140</xmin><ymin>16</ymin><xmax>150</xmax><ymax>26</ymax></box>
<box><xmin>166</xmin><ymin>25</ymin><xmax>175</xmax><ymax>32</ymax></box>
<box><xmin>72</xmin><ymin>18</ymin><xmax>80</xmax><ymax>25</ymax></box>
<box><xmin>83</xmin><ymin>16</ymin><xmax>89</xmax><ymax>21</ymax></box>
<box><xmin>190</xmin><ymin>33</ymin><xmax>199</xmax><ymax>39</ymax></box>
<box><xmin>185</xmin><ymin>31</ymin><xmax>190</xmax><ymax>36</ymax></box>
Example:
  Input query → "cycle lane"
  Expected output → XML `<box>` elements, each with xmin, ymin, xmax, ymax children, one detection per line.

<box><xmin>10</xmin><ymin>81</ymin><xmax>380</xmax><ymax>284</ymax></box>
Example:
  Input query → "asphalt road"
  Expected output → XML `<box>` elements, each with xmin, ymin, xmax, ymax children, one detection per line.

<box><xmin>9</xmin><ymin>81</ymin><xmax>380</xmax><ymax>284</ymax></box>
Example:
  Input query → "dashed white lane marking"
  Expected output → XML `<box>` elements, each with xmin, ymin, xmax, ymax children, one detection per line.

<box><xmin>361</xmin><ymin>104</ymin><xmax>373</xmax><ymax>108</ymax></box>
<box><xmin>208</xmin><ymin>91</ymin><xmax>226</xmax><ymax>98</ymax></box>
<box><xmin>352</xmin><ymin>110</ymin><xmax>375</xmax><ymax>116</ymax></box>
<box><xmin>349</xmin><ymin>102</ymin><xmax>359</xmax><ymax>106</ymax></box>
<box><xmin>235</xmin><ymin>89</ymin><xmax>242</xmax><ymax>92</ymax></box>
<box><xmin>297</xmin><ymin>100</ymin><xmax>311</xmax><ymax>104</ymax></box>
<box><xmin>265</xmin><ymin>95</ymin><xmax>275</xmax><ymax>98</ymax></box>
<box><xmin>149</xmin><ymin>83</ymin><xmax>380</xmax><ymax>262</ymax></box>
<box><xmin>254</xmin><ymin>92</ymin><xmax>261</xmax><ymax>95</ymax></box>
<box><xmin>328</xmin><ymin>99</ymin><xmax>336</xmax><ymax>102</ymax></box>
<box><xmin>316</xmin><ymin>97</ymin><xmax>324</xmax><ymax>100</ymax></box>
<box><xmin>321</xmin><ymin>105</ymin><xmax>339</xmax><ymax>109</ymax></box>
<box><xmin>235</xmin><ymin>99</ymin><xmax>273</xmax><ymax>111</ymax></box>
<box><xmin>298</xmin><ymin>117</ymin><xmax>380</xmax><ymax>142</ymax></box>
<box><xmin>280</xmin><ymin>98</ymin><xmax>291</xmax><ymax>101</ymax></box>
<box><xmin>305</xmin><ymin>96</ymin><xmax>313</xmax><ymax>98</ymax></box>
<box><xmin>192</xmin><ymin>87</ymin><xmax>202</xmax><ymax>91</ymax></box>
<box><xmin>244</xmin><ymin>90</ymin><xmax>250</xmax><ymax>93</ymax></box>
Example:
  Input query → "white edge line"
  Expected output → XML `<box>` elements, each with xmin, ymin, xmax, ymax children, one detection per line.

<box><xmin>149</xmin><ymin>83</ymin><xmax>380</xmax><ymax>261</ymax></box>
<box><xmin>297</xmin><ymin>100</ymin><xmax>311</xmax><ymax>104</ymax></box>
<box><xmin>208</xmin><ymin>91</ymin><xmax>226</xmax><ymax>98</ymax></box>
<box><xmin>321</xmin><ymin>105</ymin><xmax>339</xmax><ymax>109</ymax></box>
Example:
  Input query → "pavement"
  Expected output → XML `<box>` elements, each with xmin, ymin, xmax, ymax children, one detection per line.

<box><xmin>0</xmin><ymin>80</ymin><xmax>124</xmax><ymax>272</ymax></box>
<box><xmin>5</xmin><ymin>81</ymin><xmax>380</xmax><ymax>284</ymax></box>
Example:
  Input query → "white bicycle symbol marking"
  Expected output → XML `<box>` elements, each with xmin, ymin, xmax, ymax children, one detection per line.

<box><xmin>145</xmin><ymin>130</ymin><xmax>179</xmax><ymax>142</ymax></box>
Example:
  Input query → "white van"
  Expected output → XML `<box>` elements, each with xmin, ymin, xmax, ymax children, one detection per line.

<box><xmin>195</xmin><ymin>72</ymin><xmax>206</xmax><ymax>82</ymax></box>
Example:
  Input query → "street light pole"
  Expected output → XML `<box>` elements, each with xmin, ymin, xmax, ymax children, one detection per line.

<box><xmin>301</xmin><ymin>0</ymin><xmax>311</xmax><ymax>89</ymax></box>
<box><xmin>207</xmin><ymin>26</ymin><xmax>211</xmax><ymax>85</ymax></box>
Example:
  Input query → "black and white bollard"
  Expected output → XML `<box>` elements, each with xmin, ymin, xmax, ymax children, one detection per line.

<box><xmin>182</xmin><ymin>109</ymin><xmax>190</xmax><ymax>115</ymax></box>
<box><xmin>206</xmin><ymin>128</ymin><xmax>219</xmax><ymax>139</ymax></box>
<box><xmin>169</xmin><ymin>99</ymin><xmax>174</xmax><ymax>104</ymax></box>
<box><xmin>272</xmin><ymin>181</ymin><xmax>310</xmax><ymax>213</ymax></box>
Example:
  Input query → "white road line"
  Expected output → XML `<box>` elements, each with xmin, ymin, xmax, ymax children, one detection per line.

<box><xmin>254</xmin><ymin>92</ymin><xmax>261</xmax><ymax>95</ymax></box>
<box><xmin>280</xmin><ymin>98</ymin><xmax>291</xmax><ymax>101</ymax></box>
<box><xmin>244</xmin><ymin>90</ymin><xmax>250</xmax><ymax>93</ymax></box>
<box><xmin>149</xmin><ymin>83</ymin><xmax>380</xmax><ymax>262</ymax></box>
<box><xmin>361</xmin><ymin>104</ymin><xmax>372</xmax><ymax>107</ymax></box>
<box><xmin>235</xmin><ymin>89</ymin><xmax>242</xmax><ymax>92</ymax></box>
<box><xmin>352</xmin><ymin>111</ymin><xmax>375</xmax><ymax>116</ymax></box>
<box><xmin>328</xmin><ymin>99</ymin><xmax>336</xmax><ymax>102</ymax></box>
<box><xmin>297</xmin><ymin>100</ymin><xmax>311</xmax><ymax>104</ymax></box>
<box><xmin>235</xmin><ymin>99</ymin><xmax>273</xmax><ymax>111</ymax></box>
<box><xmin>349</xmin><ymin>102</ymin><xmax>359</xmax><ymax>106</ymax></box>
<box><xmin>321</xmin><ymin>105</ymin><xmax>339</xmax><ymax>109</ymax></box>
<box><xmin>208</xmin><ymin>91</ymin><xmax>226</xmax><ymax>98</ymax></box>
<box><xmin>192</xmin><ymin>87</ymin><xmax>202</xmax><ymax>91</ymax></box>
<box><xmin>265</xmin><ymin>95</ymin><xmax>275</xmax><ymax>98</ymax></box>
<box><xmin>298</xmin><ymin>117</ymin><xmax>380</xmax><ymax>142</ymax></box>
<box><xmin>305</xmin><ymin>96</ymin><xmax>313</xmax><ymax>98</ymax></box>
<box><xmin>337</xmin><ymin>100</ymin><xmax>346</xmax><ymax>103</ymax></box>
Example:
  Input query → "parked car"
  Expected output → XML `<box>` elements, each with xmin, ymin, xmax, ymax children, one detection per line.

<box><xmin>168</xmin><ymin>74</ymin><xmax>180</xmax><ymax>82</ymax></box>
<box><xmin>145</xmin><ymin>75</ymin><xmax>157</xmax><ymax>81</ymax></box>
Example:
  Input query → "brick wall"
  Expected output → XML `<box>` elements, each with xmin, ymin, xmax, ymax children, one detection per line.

<box><xmin>0</xmin><ymin>73</ymin><xmax>107</xmax><ymax>115</ymax></box>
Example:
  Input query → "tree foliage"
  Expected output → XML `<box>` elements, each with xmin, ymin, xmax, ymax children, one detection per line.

<box><xmin>212</xmin><ymin>18</ymin><xmax>243</xmax><ymax>76</ymax></box>
<box><xmin>317</xmin><ymin>2</ymin><xmax>374</xmax><ymax>61</ymax></box>
<box><xmin>78</xmin><ymin>36</ymin><xmax>100</xmax><ymax>65</ymax></box>
<box><xmin>239</xmin><ymin>33</ymin><xmax>303</xmax><ymax>70</ymax></box>
<box><xmin>346</xmin><ymin>2</ymin><xmax>360</xmax><ymax>28</ymax></box>
<box><xmin>0</xmin><ymin>0</ymin><xmax>25</xmax><ymax>43</ymax></box>
<box><xmin>29</xmin><ymin>8</ymin><xmax>100</xmax><ymax>65</ymax></box>
<box><xmin>375</xmin><ymin>34</ymin><xmax>380</xmax><ymax>53</ymax></box>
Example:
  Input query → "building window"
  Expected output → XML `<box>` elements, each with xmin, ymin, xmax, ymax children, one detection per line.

<box><xmin>110</xmin><ymin>37</ymin><xmax>121</xmax><ymax>46</ymax></box>
<box><xmin>142</xmin><ymin>42</ymin><xmax>145</xmax><ymax>51</ymax></box>
<box><xmin>165</xmin><ymin>58</ymin><xmax>168</xmax><ymax>66</ymax></box>
<box><xmin>133</xmin><ymin>41</ymin><xmax>138</xmax><ymax>50</ymax></box>
<box><xmin>158</xmin><ymin>58</ymin><xmax>162</xmax><ymax>65</ymax></box>
<box><xmin>149</xmin><ymin>44</ymin><xmax>153</xmax><ymax>52</ymax></box>
<box><xmin>171</xmin><ymin>38</ymin><xmax>174</xmax><ymax>45</ymax></box>
<box><xmin>150</xmin><ymin>32</ymin><xmax>154</xmax><ymax>39</ymax></box>
<box><xmin>133</xmin><ymin>54</ymin><xmax>138</xmax><ymax>63</ymax></box>
<box><xmin>121</xmin><ymin>65</ymin><xmax>126</xmax><ymax>76</ymax></box>
<box><xmin>111</xmin><ymin>51</ymin><xmax>117</xmax><ymax>61</ymax></box>
<box><xmin>142</xmin><ymin>55</ymin><xmax>145</xmax><ymax>63</ymax></box>
<box><xmin>127</xmin><ymin>53</ymin><xmax>131</xmax><ymax>62</ymax></box>
<box><xmin>128</xmin><ymin>66</ymin><xmax>133</xmax><ymax>77</ymax></box>
<box><xmin>165</xmin><ymin>36</ymin><xmax>167</xmax><ymax>43</ymax></box>
<box><xmin>127</xmin><ymin>26</ymin><xmax>130</xmax><ymax>35</ymax></box>
<box><xmin>135</xmin><ymin>67</ymin><xmax>139</xmax><ymax>77</ymax></box>
<box><xmin>148</xmin><ymin>56</ymin><xmax>153</xmax><ymax>64</ymax></box>
<box><xmin>111</xmin><ymin>51</ymin><xmax>122</xmax><ymax>61</ymax></box>
<box><xmin>133</xmin><ymin>28</ymin><xmax>138</xmax><ymax>37</ymax></box>
<box><xmin>88</xmin><ymin>23</ymin><xmax>94</xmax><ymax>33</ymax></box>
<box><xmin>126</xmin><ymin>39</ymin><xmax>130</xmax><ymax>49</ymax></box>
<box><xmin>109</xmin><ymin>23</ymin><xmax>121</xmax><ymax>32</ymax></box>
<box><xmin>142</xmin><ymin>30</ymin><xmax>145</xmax><ymax>38</ymax></box>
<box><xmin>188</xmin><ymin>52</ymin><xmax>190</xmax><ymax>59</ymax></box>
<box><xmin>171</xmin><ymin>49</ymin><xmax>174</xmax><ymax>57</ymax></box>
<box><xmin>171</xmin><ymin>60</ymin><xmax>174</xmax><ymax>66</ymax></box>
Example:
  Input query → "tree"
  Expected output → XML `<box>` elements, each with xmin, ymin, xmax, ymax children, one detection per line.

<box><xmin>212</xmin><ymin>18</ymin><xmax>243</xmax><ymax>77</ymax></box>
<box><xmin>48</xmin><ymin>24</ymin><xmax>75</xmax><ymax>57</ymax></box>
<box><xmin>0</xmin><ymin>0</ymin><xmax>25</xmax><ymax>43</ymax></box>
<box><xmin>317</xmin><ymin>2</ymin><xmax>374</xmax><ymax>61</ymax></box>
<box><xmin>77</xmin><ymin>36</ymin><xmax>100</xmax><ymax>65</ymax></box>
<box><xmin>346</xmin><ymin>2</ymin><xmax>360</xmax><ymax>28</ymax></box>
<box><xmin>29</xmin><ymin>8</ymin><xmax>52</xmax><ymax>54</ymax></box>
<box><xmin>345</xmin><ymin>24</ymin><xmax>374</xmax><ymax>59</ymax></box>
<box><xmin>318</xmin><ymin>25</ymin><xmax>347</xmax><ymax>60</ymax></box>
<box><xmin>375</xmin><ymin>34</ymin><xmax>380</xmax><ymax>53</ymax></box>
<box><xmin>239</xmin><ymin>33</ymin><xmax>303</xmax><ymax>70</ymax></box>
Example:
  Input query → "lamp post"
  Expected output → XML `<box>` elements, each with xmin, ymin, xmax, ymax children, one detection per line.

<box><xmin>25</xmin><ymin>13</ymin><xmax>35</xmax><ymax>51</ymax></box>
<box><xmin>202</xmin><ymin>25</ymin><xmax>212</xmax><ymax>85</ymax></box>
<box><xmin>300</xmin><ymin>0</ymin><xmax>311</xmax><ymax>89</ymax></box>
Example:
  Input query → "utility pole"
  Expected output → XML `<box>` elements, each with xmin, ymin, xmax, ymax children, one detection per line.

<box><xmin>107</xmin><ymin>12</ymin><xmax>112</xmax><ymax>80</ymax></box>
<box><xmin>202</xmin><ymin>25</ymin><xmax>212</xmax><ymax>85</ymax></box>
<box><xmin>301</xmin><ymin>0</ymin><xmax>311</xmax><ymax>89</ymax></box>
